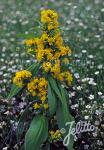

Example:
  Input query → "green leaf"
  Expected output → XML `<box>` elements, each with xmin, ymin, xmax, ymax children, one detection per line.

<box><xmin>7</xmin><ymin>62</ymin><xmax>40</xmax><ymax>100</ymax></box>
<box><xmin>56</xmin><ymin>84</ymin><xmax>74</xmax><ymax>150</ymax></box>
<box><xmin>56</xmin><ymin>101</ymin><xmax>74</xmax><ymax>150</ymax></box>
<box><xmin>7</xmin><ymin>84</ymin><xmax>21</xmax><ymax>100</ymax></box>
<box><xmin>16</xmin><ymin>33</ymin><xmax>36</xmax><ymax>39</ymax></box>
<box><xmin>47</xmin><ymin>82</ymin><xmax>57</xmax><ymax>116</ymax></box>
<box><xmin>48</xmin><ymin>76</ymin><xmax>62</xmax><ymax>100</ymax></box>
<box><xmin>17</xmin><ymin>100</ymin><xmax>36</xmax><ymax>143</ymax></box>
<box><xmin>25</xmin><ymin>115</ymin><xmax>48</xmax><ymax>150</ymax></box>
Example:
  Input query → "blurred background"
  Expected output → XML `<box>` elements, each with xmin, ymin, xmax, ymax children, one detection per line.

<box><xmin>0</xmin><ymin>0</ymin><xmax>104</xmax><ymax>149</ymax></box>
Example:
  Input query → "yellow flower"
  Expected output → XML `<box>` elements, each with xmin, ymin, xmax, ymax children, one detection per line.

<box><xmin>35</xmin><ymin>38</ymin><xmax>44</xmax><ymax>49</ymax></box>
<box><xmin>49</xmin><ymin>130</ymin><xmax>62</xmax><ymax>142</ymax></box>
<box><xmin>48</xmin><ymin>37</ymin><xmax>55</xmax><ymax>45</ymax></box>
<box><xmin>41</xmin><ymin>9</ymin><xmax>58</xmax><ymax>23</ymax></box>
<box><xmin>54</xmin><ymin>52</ymin><xmax>60</xmax><ymax>59</ymax></box>
<box><xmin>24</xmin><ymin>39</ymin><xmax>36</xmax><ymax>46</ymax></box>
<box><xmin>66</xmin><ymin>72</ymin><xmax>73</xmax><ymax>86</ymax></box>
<box><xmin>42</xmin><ymin>62</ymin><xmax>52</xmax><ymax>72</ymax></box>
<box><xmin>44</xmin><ymin>48</ymin><xmax>53</xmax><ymax>60</ymax></box>
<box><xmin>41</xmin><ymin>95</ymin><xmax>47</xmax><ymax>101</ymax></box>
<box><xmin>51</xmin><ymin>60</ymin><xmax>61</xmax><ymax>76</ymax></box>
<box><xmin>27</xmin><ymin>48</ymin><xmax>33</xmax><ymax>53</ymax></box>
<box><xmin>36</xmin><ymin>49</ymin><xmax>45</xmax><ymax>61</ymax></box>
<box><xmin>63</xmin><ymin>58</ymin><xmax>69</xmax><ymax>64</ymax></box>
<box><xmin>60</xmin><ymin>46</ymin><xmax>71</xmax><ymax>56</ymax></box>
<box><xmin>13</xmin><ymin>70</ymin><xmax>32</xmax><ymax>87</ymax></box>
<box><xmin>55</xmin><ymin>32</ymin><xmax>63</xmax><ymax>47</ymax></box>
<box><xmin>33</xmin><ymin>102</ymin><xmax>41</xmax><ymax>109</ymax></box>
<box><xmin>47</xmin><ymin>21</ymin><xmax>59</xmax><ymax>30</ymax></box>
<box><xmin>57</xmin><ymin>74</ymin><xmax>64</xmax><ymax>81</ymax></box>
<box><xmin>44</xmin><ymin>103</ymin><xmax>48</xmax><ymax>109</ymax></box>
<box><xmin>27</xmin><ymin>77</ymin><xmax>39</xmax><ymax>96</ymax></box>
<box><xmin>27</xmin><ymin>77</ymin><xmax>48</xmax><ymax>101</ymax></box>
<box><xmin>41</xmin><ymin>32</ymin><xmax>48</xmax><ymax>41</ymax></box>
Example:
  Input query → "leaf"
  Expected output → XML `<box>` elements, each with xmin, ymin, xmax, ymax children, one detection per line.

<box><xmin>16</xmin><ymin>100</ymin><xmax>36</xmax><ymax>143</ymax></box>
<box><xmin>7</xmin><ymin>84</ymin><xmax>21</xmax><ymax>100</ymax></box>
<box><xmin>48</xmin><ymin>76</ymin><xmax>62</xmax><ymax>100</ymax></box>
<box><xmin>25</xmin><ymin>115</ymin><xmax>48</xmax><ymax>150</ymax></box>
<box><xmin>47</xmin><ymin>82</ymin><xmax>57</xmax><ymax>116</ymax></box>
<box><xmin>7</xmin><ymin>62</ymin><xmax>40</xmax><ymax>100</ymax></box>
<box><xmin>56</xmin><ymin>84</ymin><xmax>75</xmax><ymax>150</ymax></box>
<box><xmin>16</xmin><ymin>33</ymin><xmax>36</xmax><ymax>39</ymax></box>
<box><xmin>56</xmin><ymin>101</ymin><xmax>74</xmax><ymax>150</ymax></box>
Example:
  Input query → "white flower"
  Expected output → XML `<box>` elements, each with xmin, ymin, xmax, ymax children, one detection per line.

<box><xmin>82</xmin><ymin>50</ymin><xmax>87</xmax><ymax>53</ymax></box>
<box><xmin>69</xmin><ymin>92</ymin><xmax>75</xmax><ymax>98</ymax></box>
<box><xmin>3</xmin><ymin>147</ymin><xmax>8</xmax><ymax>150</ymax></box>
<box><xmin>88</xmin><ymin>78</ymin><xmax>96</xmax><ymax>85</ymax></box>
<box><xmin>95</xmin><ymin>35</ymin><xmax>100</xmax><ymax>38</ymax></box>
<box><xmin>85</xmin><ymin>116</ymin><xmax>89</xmax><ymax>119</ymax></box>
<box><xmin>97</xmin><ymin>64</ymin><xmax>103</xmax><ymax>69</ymax></box>
<box><xmin>94</xmin><ymin>71</ymin><xmax>99</xmax><ymax>75</ymax></box>
<box><xmin>77</xmin><ymin>86</ymin><xmax>82</xmax><ymax>90</ymax></box>
<box><xmin>74</xmin><ymin>73</ymin><xmax>80</xmax><ymax>79</ymax></box>
<box><xmin>101</xmin><ymin>8</ymin><xmax>104</xmax><ymax>12</ymax></box>
<box><xmin>86</xmin><ymin>105</ymin><xmax>91</xmax><ymax>109</ymax></box>
<box><xmin>98</xmin><ymin>92</ymin><xmax>103</xmax><ymax>96</ymax></box>
<box><xmin>88</xmin><ymin>55</ymin><xmax>93</xmax><ymax>59</ymax></box>
<box><xmin>88</xmin><ymin>94</ymin><xmax>94</xmax><ymax>100</ymax></box>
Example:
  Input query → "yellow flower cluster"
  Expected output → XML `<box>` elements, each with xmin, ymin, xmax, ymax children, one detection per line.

<box><xmin>27</xmin><ymin>77</ymin><xmax>48</xmax><ymax>110</ymax></box>
<box><xmin>41</xmin><ymin>9</ymin><xmax>59</xmax><ymax>30</ymax></box>
<box><xmin>49</xmin><ymin>130</ymin><xmax>62</xmax><ymax>142</ymax></box>
<box><xmin>58</xmin><ymin>71</ymin><xmax>73</xmax><ymax>86</ymax></box>
<box><xmin>33</xmin><ymin>102</ymin><xmax>48</xmax><ymax>110</ymax></box>
<box><xmin>13</xmin><ymin>10</ymin><xmax>73</xmax><ymax>112</ymax></box>
<box><xmin>24</xmin><ymin>9</ymin><xmax>73</xmax><ymax>86</ymax></box>
<box><xmin>13</xmin><ymin>70</ymin><xmax>32</xmax><ymax>87</ymax></box>
<box><xmin>24</xmin><ymin>39</ymin><xmax>36</xmax><ymax>46</ymax></box>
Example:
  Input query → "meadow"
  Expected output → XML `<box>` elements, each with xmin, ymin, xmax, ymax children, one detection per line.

<box><xmin>0</xmin><ymin>0</ymin><xmax>104</xmax><ymax>149</ymax></box>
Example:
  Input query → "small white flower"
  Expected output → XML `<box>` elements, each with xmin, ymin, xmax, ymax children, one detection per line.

<box><xmin>73</xmin><ymin>5</ymin><xmax>77</xmax><ymax>9</ymax></box>
<box><xmin>88</xmin><ymin>94</ymin><xmax>94</xmax><ymax>100</ymax></box>
<box><xmin>79</xmin><ymin>22</ymin><xmax>84</xmax><ymax>26</ymax></box>
<box><xmin>3</xmin><ymin>147</ymin><xmax>8</xmax><ymax>150</ymax></box>
<box><xmin>93</xmin><ymin>132</ymin><xmax>97</xmax><ymax>137</ymax></box>
<box><xmin>67</xmin><ymin>3</ymin><xmax>72</xmax><ymax>6</ymax></box>
<box><xmin>85</xmin><ymin>38</ymin><xmax>89</xmax><ymax>42</ymax></box>
<box><xmin>101</xmin><ymin>8</ymin><xmax>104</xmax><ymax>12</ymax></box>
<box><xmin>94</xmin><ymin>71</ymin><xmax>99</xmax><ymax>75</ymax></box>
<box><xmin>77</xmin><ymin>86</ymin><xmax>82</xmax><ymax>90</ymax></box>
<box><xmin>98</xmin><ymin>92</ymin><xmax>102</xmax><ymax>96</ymax></box>
<box><xmin>82</xmin><ymin>50</ymin><xmax>87</xmax><ymax>53</ymax></box>
<box><xmin>86</xmin><ymin>105</ymin><xmax>91</xmax><ymax>109</ymax></box>
<box><xmin>88</xmin><ymin>55</ymin><xmax>93</xmax><ymax>59</ymax></box>
<box><xmin>74</xmin><ymin>73</ymin><xmax>80</xmax><ymax>79</ymax></box>
<box><xmin>66</xmin><ymin>20</ymin><xmax>71</xmax><ymax>24</ymax></box>
<box><xmin>85</xmin><ymin>116</ymin><xmax>89</xmax><ymax>119</ymax></box>
<box><xmin>95</xmin><ymin>35</ymin><xmax>100</xmax><ymax>38</ymax></box>
<box><xmin>97</xmin><ymin>64</ymin><xmax>103</xmax><ymax>69</ymax></box>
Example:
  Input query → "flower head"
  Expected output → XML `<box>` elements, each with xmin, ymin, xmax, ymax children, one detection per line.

<box><xmin>13</xmin><ymin>70</ymin><xmax>32</xmax><ymax>87</ymax></box>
